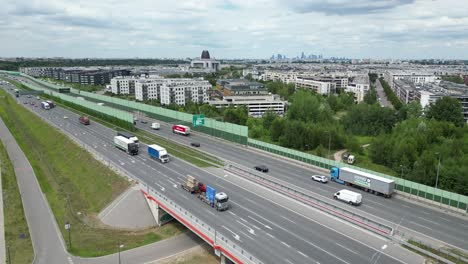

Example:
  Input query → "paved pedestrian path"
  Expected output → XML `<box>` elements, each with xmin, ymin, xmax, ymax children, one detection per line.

<box><xmin>0</xmin><ymin>154</ymin><xmax>6</xmax><ymax>264</ymax></box>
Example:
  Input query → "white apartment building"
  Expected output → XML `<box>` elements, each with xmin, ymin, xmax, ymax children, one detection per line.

<box><xmin>209</xmin><ymin>95</ymin><xmax>286</xmax><ymax>117</ymax></box>
<box><xmin>384</xmin><ymin>71</ymin><xmax>438</xmax><ymax>88</ymax></box>
<box><xmin>345</xmin><ymin>75</ymin><xmax>370</xmax><ymax>102</ymax></box>
<box><xmin>159</xmin><ymin>79</ymin><xmax>211</xmax><ymax>105</ymax></box>
<box><xmin>111</xmin><ymin>76</ymin><xmax>139</xmax><ymax>94</ymax></box>
<box><xmin>111</xmin><ymin>76</ymin><xmax>211</xmax><ymax>105</ymax></box>
<box><xmin>295</xmin><ymin>76</ymin><xmax>335</xmax><ymax>95</ymax></box>
<box><xmin>262</xmin><ymin>70</ymin><xmax>297</xmax><ymax>84</ymax></box>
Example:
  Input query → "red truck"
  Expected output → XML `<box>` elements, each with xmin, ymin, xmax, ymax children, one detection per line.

<box><xmin>172</xmin><ymin>124</ymin><xmax>190</xmax><ymax>136</ymax></box>
<box><xmin>79</xmin><ymin>116</ymin><xmax>90</xmax><ymax>125</ymax></box>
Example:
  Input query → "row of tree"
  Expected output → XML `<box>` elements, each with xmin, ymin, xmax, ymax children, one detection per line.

<box><xmin>0</xmin><ymin>59</ymin><xmax>186</xmax><ymax>71</ymax></box>
<box><xmin>379</xmin><ymin>77</ymin><xmax>403</xmax><ymax>110</ymax></box>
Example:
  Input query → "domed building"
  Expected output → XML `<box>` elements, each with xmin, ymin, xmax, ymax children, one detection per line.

<box><xmin>190</xmin><ymin>50</ymin><xmax>220</xmax><ymax>72</ymax></box>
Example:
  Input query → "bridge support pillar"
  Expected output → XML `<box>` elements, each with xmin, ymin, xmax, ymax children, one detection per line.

<box><xmin>143</xmin><ymin>193</ymin><xmax>173</xmax><ymax>226</ymax></box>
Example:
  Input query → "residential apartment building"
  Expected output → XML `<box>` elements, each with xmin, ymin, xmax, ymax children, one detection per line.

<box><xmin>159</xmin><ymin>79</ymin><xmax>211</xmax><ymax>105</ymax></box>
<box><xmin>261</xmin><ymin>70</ymin><xmax>297</xmax><ymax>84</ymax></box>
<box><xmin>217</xmin><ymin>79</ymin><xmax>268</xmax><ymax>96</ymax></box>
<box><xmin>19</xmin><ymin>67</ymin><xmax>130</xmax><ymax>85</ymax></box>
<box><xmin>209</xmin><ymin>94</ymin><xmax>286</xmax><ymax>117</ymax></box>
<box><xmin>112</xmin><ymin>77</ymin><xmax>210</xmax><ymax>105</ymax></box>
<box><xmin>295</xmin><ymin>76</ymin><xmax>335</xmax><ymax>95</ymax></box>
<box><xmin>111</xmin><ymin>76</ymin><xmax>139</xmax><ymax>94</ymax></box>
<box><xmin>393</xmin><ymin>79</ymin><xmax>417</xmax><ymax>104</ymax></box>
<box><xmin>384</xmin><ymin>71</ymin><xmax>437</xmax><ymax>88</ymax></box>
<box><xmin>345</xmin><ymin>75</ymin><xmax>370</xmax><ymax>102</ymax></box>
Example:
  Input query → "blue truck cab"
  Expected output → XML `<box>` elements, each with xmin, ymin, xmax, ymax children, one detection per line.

<box><xmin>330</xmin><ymin>167</ymin><xmax>345</xmax><ymax>184</ymax></box>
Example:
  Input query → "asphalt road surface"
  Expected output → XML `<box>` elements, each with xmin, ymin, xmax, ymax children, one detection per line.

<box><xmin>4</xmin><ymin>85</ymin><xmax>427</xmax><ymax>264</ymax></box>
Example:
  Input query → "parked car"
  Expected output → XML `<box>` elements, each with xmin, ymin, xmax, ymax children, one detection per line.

<box><xmin>311</xmin><ymin>175</ymin><xmax>328</xmax><ymax>183</ymax></box>
<box><xmin>254</xmin><ymin>165</ymin><xmax>269</xmax><ymax>173</ymax></box>
<box><xmin>190</xmin><ymin>142</ymin><xmax>201</xmax><ymax>147</ymax></box>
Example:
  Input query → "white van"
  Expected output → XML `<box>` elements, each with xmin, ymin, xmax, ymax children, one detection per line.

<box><xmin>334</xmin><ymin>189</ymin><xmax>362</xmax><ymax>205</ymax></box>
<box><xmin>151</xmin><ymin>122</ymin><xmax>160</xmax><ymax>130</ymax></box>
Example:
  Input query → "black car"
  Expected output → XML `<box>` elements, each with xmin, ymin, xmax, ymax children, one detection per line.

<box><xmin>254</xmin><ymin>165</ymin><xmax>269</xmax><ymax>172</ymax></box>
<box><xmin>140</xmin><ymin>120</ymin><xmax>148</xmax><ymax>124</ymax></box>
<box><xmin>191</xmin><ymin>142</ymin><xmax>201</xmax><ymax>147</ymax></box>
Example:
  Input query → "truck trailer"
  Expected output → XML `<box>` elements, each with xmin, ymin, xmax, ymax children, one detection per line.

<box><xmin>199</xmin><ymin>185</ymin><xmax>229</xmax><ymax>211</ymax></box>
<box><xmin>117</xmin><ymin>131</ymin><xmax>139</xmax><ymax>146</ymax></box>
<box><xmin>147</xmin><ymin>144</ymin><xmax>169</xmax><ymax>163</ymax></box>
<box><xmin>172</xmin><ymin>125</ymin><xmax>190</xmax><ymax>136</ymax></box>
<box><xmin>114</xmin><ymin>136</ymin><xmax>139</xmax><ymax>155</ymax></box>
<box><xmin>330</xmin><ymin>167</ymin><xmax>394</xmax><ymax>198</ymax></box>
<box><xmin>181</xmin><ymin>175</ymin><xmax>206</xmax><ymax>194</ymax></box>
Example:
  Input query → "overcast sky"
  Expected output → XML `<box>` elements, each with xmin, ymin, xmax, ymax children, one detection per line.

<box><xmin>1</xmin><ymin>0</ymin><xmax>467</xmax><ymax>59</ymax></box>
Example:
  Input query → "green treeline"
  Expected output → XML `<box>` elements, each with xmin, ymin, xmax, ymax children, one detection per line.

<box><xmin>0</xmin><ymin>59</ymin><xmax>187</xmax><ymax>71</ymax></box>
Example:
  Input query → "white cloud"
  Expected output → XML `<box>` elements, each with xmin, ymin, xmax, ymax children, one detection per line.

<box><xmin>0</xmin><ymin>0</ymin><xmax>467</xmax><ymax>59</ymax></box>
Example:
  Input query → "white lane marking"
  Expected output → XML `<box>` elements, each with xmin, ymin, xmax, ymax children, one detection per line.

<box><xmin>438</xmin><ymin>217</ymin><xmax>452</xmax><ymax>223</ymax></box>
<box><xmin>297</xmin><ymin>251</ymin><xmax>309</xmax><ymax>258</ymax></box>
<box><xmin>409</xmin><ymin>221</ymin><xmax>432</xmax><ymax>230</ymax></box>
<box><xmin>206</xmin><ymin>210</ymin><xmax>216</xmax><ymax>216</ymax></box>
<box><xmin>222</xmin><ymin>225</ymin><xmax>241</xmax><ymax>241</ymax></box>
<box><xmin>154</xmin><ymin>182</ymin><xmax>165</xmax><ymax>191</ymax></box>
<box><xmin>416</xmin><ymin>216</ymin><xmax>440</xmax><ymax>225</ymax></box>
<box><xmin>281</xmin><ymin>241</ymin><xmax>291</xmax><ymax>248</ymax></box>
<box><xmin>244</xmin><ymin>214</ymin><xmax>272</xmax><ymax>230</ymax></box>
<box><xmin>240</xmin><ymin>231</ymin><xmax>254</xmax><ymax>240</ymax></box>
<box><xmin>236</xmin><ymin>220</ymin><xmax>256</xmax><ymax>235</ymax></box>
<box><xmin>228</xmin><ymin>211</ymin><xmax>237</xmax><ymax>217</ymax></box>
<box><xmin>336</xmin><ymin>243</ymin><xmax>359</xmax><ymax>255</ymax></box>
<box><xmin>266</xmin><ymin>233</ymin><xmax>275</xmax><ymax>238</ymax></box>
<box><xmin>280</xmin><ymin>215</ymin><xmax>296</xmax><ymax>224</ymax></box>
<box><xmin>285</xmin><ymin>259</ymin><xmax>294</xmax><ymax>264</ymax></box>
<box><xmin>400</xmin><ymin>204</ymin><xmax>411</xmax><ymax>209</ymax></box>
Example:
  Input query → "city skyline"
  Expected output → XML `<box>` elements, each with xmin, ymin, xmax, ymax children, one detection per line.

<box><xmin>1</xmin><ymin>0</ymin><xmax>467</xmax><ymax>59</ymax></box>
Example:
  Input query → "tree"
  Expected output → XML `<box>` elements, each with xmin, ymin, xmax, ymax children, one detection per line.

<box><xmin>262</xmin><ymin>110</ymin><xmax>277</xmax><ymax>130</ymax></box>
<box><xmin>363</xmin><ymin>87</ymin><xmax>377</xmax><ymax>105</ymax></box>
<box><xmin>270</xmin><ymin>118</ymin><xmax>285</xmax><ymax>142</ymax></box>
<box><xmin>426</xmin><ymin>96</ymin><xmax>464</xmax><ymax>127</ymax></box>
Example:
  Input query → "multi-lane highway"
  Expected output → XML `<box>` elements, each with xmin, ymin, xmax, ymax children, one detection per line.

<box><xmin>0</xmin><ymin>81</ymin><xmax>425</xmax><ymax>264</ymax></box>
<box><xmin>133</xmin><ymin>115</ymin><xmax>468</xmax><ymax>251</ymax></box>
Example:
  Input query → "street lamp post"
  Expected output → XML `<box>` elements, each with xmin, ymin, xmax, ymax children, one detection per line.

<box><xmin>118</xmin><ymin>242</ymin><xmax>124</xmax><ymax>264</ymax></box>
<box><xmin>65</xmin><ymin>221</ymin><xmax>71</xmax><ymax>250</ymax></box>
<box><xmin>435</xmin><ymin>153</ymin><xmax>441</xmax><ymax>189</ymax></box>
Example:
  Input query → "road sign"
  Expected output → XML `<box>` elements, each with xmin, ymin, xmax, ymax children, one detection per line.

<box><xmin>65</xmin><ymin>222</ymin><xmax>70</xmax><ymax>230</ymax></box>
<box><xmin>192</xmin><ymin>114</ymin><xmax>205</xmax><ymax>126</ymax></box>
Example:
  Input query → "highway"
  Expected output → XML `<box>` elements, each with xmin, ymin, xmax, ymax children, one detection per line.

<box><xmin>134</xmin><ymin>116</ymin><xmax>468</xmax><ymax>251</ymax></box>
<box><xmin>0</xmin><ymin>83</ymin><xmax>422</xmax><ymax>264</ymax></box>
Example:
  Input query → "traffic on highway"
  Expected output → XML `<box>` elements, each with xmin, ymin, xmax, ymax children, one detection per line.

<box><xmin>2</xmin><ymin>77</ymin><xmax>467</xmax><ymax>264</ymax></box>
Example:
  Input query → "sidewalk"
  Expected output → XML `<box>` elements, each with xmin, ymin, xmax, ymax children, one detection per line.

<box><xmin>0</xmin><ymin>156</ymin><xmax>6</xmax><ymax>264</ymax></box>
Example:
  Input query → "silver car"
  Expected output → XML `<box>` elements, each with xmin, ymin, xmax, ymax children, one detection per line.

<box><xmin>311</xmin><ymin>175</ymin><xmax>328</xmax><ymax>183</ymax></box>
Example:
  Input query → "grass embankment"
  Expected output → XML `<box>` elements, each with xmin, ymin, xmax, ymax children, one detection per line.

<box><xmin>405</xmin><ymin>240</ymin><xmax>468</xmax><ymax>264</ymax></box>
<box><xmin>0</xmin><ymin>141</ymin><xmax>34</xmax><ymax>264</ymax></box>
<box><xmin>0</xmin><ymin>88</ymin><xmax>185</xmax><ymax>257</ymax></box>
<box><xmin>156</xmin><ymin>245</ymin><xmax>219</xmax><ymax>264</ymax></box>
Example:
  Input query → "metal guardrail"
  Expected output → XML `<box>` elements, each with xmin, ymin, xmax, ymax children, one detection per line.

<box><xmin>140</xmin><ymin>183</ymin><xmax>263</xmax><ymax>264</ymax></box>
<box><xmin>224</xmin><ymin>163</ymin><xmax>394</xmax><ymax>237</ymax></box>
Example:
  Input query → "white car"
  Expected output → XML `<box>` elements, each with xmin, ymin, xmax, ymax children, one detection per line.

<box><xmin>311</xmin><ymin>175</ymin><xmax>328</xmax><ymax>183</ymax></box>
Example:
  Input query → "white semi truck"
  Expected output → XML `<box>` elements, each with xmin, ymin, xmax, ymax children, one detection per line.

<box><xmin>114</xmin><ymin>136</ymin><xmax>139</xmax><ymax>155</ymax></box>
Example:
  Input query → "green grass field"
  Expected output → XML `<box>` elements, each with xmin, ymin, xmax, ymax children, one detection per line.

<box><xmin>0</xmin><ymin>141</ymin><xmax>34</xmax><ymax>264</ymax></box>
<box><xmin>0</xmin><ymin>88</ymin><xmax>185</xmax><ymax>257</ymax></box>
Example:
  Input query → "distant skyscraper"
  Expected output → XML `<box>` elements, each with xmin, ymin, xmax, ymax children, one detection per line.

<box><xmin>270</xmin><ymin>54</ymin><xmax>275</xmax><ymax>60</ymax></box>
<box><xmin>277</xmin><ymin>54</ymin><xmax>282</xmax><ymax>60</ymax></box>
<box><xmin>301</xmin><ymin>52</ymin><xmax>305</xmax><ymax>59</ymax></box>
